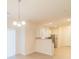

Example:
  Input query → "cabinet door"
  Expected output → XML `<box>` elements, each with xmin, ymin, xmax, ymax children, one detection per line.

<box><xmin>36</xmin><ymin>27</ymin><xmax>51</xmax><ymax>38</ymax></box>
<box><xmin>59</xmin><ymin>26</ymin><xmax>71</xmax><ymax>47</ymax></box>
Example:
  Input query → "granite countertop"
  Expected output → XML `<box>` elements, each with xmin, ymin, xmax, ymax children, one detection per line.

<box><xmin>36</xmin><ymin>37</ymin><xmax>52</xmax><ymax>39</ymax></box>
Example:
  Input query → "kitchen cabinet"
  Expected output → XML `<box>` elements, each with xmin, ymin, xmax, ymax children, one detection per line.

<box><xmin>35</xmin><ymin>39</ymin><xmax>54</xmax><ymax>56</ymax></box>
<box><xmin>36</xmin><ymin>27</ymin><xmax>51</xmax><ymax>38</ymax></box>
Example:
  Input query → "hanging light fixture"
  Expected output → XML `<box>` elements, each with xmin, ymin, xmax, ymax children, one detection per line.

<box><xmin>13</xmin><ymin>0</ymin><xmax>26</xmax><ymax>27</ymax></box>
<box><xmin>13</xmin><ymin>21</ymin><xmax>17</xmax><ymax>25</ymax></box>
<box><xmin>22</xmin><ymin>21</ymin><xmax>26</xmax><ymax>25</ymax></box>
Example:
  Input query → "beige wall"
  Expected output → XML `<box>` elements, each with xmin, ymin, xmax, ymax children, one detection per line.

<box><xmin>25</xmin><ymin>22</ymin><xmax>36</xmax><ymax>55</ymax></box>
<box><xmin>16</xmin><ymin>22</ymin><xmax>37</xmax><ymax>55</ymax></box>
<box><xmin>16</xmin><ymin>28</ymin><xmax>26</xmax><ymax>55</ymax></box>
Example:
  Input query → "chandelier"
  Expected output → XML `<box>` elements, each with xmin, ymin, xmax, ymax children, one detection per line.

<box><xmin>13</xmin><ymin>0</ymin><xmax>26</xmax><ymax>27</ymax></box>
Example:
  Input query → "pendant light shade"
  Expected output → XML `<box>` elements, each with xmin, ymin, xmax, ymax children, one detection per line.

<box><xmin>17</xmin><ymin>23</ymin><xmax>22</xmax><ymax>27</ymax></box>
<box><xmin>13</xmin><ymin>21</ymin><xmax>17</xmax><ymax>25</ymax></box>
<box><xmin>22</xmin><ymin>21</ymin><xmax>26</xmax><ymax>25</ymax></box>
<box><xmin>13</xmin><ymin>20</ymin><xmax>26</xmax><ymax>27</ymax></box>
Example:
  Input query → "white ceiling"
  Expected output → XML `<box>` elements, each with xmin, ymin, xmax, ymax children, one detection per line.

<box><xmin>7</xmin><ymin>0</ymin><xmax>71</xmax><ymax>27</ymax></box>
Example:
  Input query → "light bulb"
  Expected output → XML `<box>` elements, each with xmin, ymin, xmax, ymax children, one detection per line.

<box><xmin>13</xmin><ymin>21</ymin><xmax>17</xmax><ymax>25</ymax></box>
<box><xmin>22</xmin><ymin>21</ymin><xmax>26</xmax><ymax>25</ymax></box>
<box><xmin>17</xmin><ymin>23</ymin><xmax>21</xmax><ymax>27</ymax></box>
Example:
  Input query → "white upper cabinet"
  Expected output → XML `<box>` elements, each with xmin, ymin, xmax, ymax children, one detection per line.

<box><xmin>36</xmin><ymin>27</ymin><xmax>51</xmax><ymax>38</ymax></box>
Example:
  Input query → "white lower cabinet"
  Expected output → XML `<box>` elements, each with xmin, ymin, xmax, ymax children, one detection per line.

<box><xmin>35</xmin><ymin>39</ymin><xmax>54</xmax><ymax>56</ymax></box>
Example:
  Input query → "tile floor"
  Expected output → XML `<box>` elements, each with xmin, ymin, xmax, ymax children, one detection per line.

<box><xmin>53</xmin><ymin>47</ymin><xmax>71</xmax><ymax>59</ymax></box>
<box><xmin>8</xmin><ymin>47</ymin><xmax>71</xmax><ymax>59</ymax></box>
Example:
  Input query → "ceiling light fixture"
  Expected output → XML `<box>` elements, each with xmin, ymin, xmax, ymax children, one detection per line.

<box><xmin>17</xmin><ymin>23</ymin><xmax>22</xmax><ymax>27</ymax></box>
<box><xmin>13</xmin><ymin>21</ymin><xmax>17</xmax><ymax>25</ymax></box>
<box><xmin>22</xmin><ymin>21</ymin><xmax>26</xmax><ymax>25</ymax></box>
<box><xmin>13</xmin><ymin>0</ymin><xmax>26</xmax><ymax>27</ymax></box>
